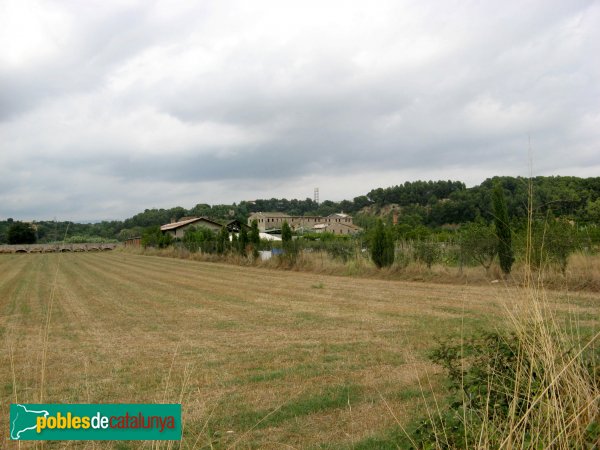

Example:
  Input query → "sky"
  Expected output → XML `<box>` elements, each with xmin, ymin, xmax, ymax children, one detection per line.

<box><xmin>1</xmin><ymin>0</ymin><xmax>599</xmax><ymax>222</ymax></box>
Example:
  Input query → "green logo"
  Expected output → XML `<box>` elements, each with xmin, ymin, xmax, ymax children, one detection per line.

<box><xmin>10</xmin><ymin>404</ymin><xmax>181</xmax><ymax>440</ymax></box>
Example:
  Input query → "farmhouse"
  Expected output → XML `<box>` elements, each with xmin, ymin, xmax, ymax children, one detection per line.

<box><xmin>224</xmin><ymin>219</ymin><xmax>249</xmax><ymax>233</ymax></box>
<box><xmin>312</xmin><ymin>221</ymin><xmax>362</xmax><ymax>235</ymax></box>
<box><xmin>160</xmin><ymin>217</ymin><xmax>223</xmax><ymax>239</ymax></box>
<box><xmin>248</xmin><ymin>212</ymin><xmax>362</xmax><ymax>235</ymax></box>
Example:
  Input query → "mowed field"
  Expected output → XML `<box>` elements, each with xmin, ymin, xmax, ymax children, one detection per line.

<box><xmin>1</xmin><ymin>252</ymin><xmax>598</xmax><ymax>449</ymax></box>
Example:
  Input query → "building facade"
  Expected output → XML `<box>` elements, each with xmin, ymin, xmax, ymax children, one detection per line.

<box><xmin>247</xmin><ymin>212</ymin><xmax>361</xmax><ymax>235</ymax></box>
<box><xmin>160</xmin><ymin>217</ymin><xmax>223</xmax><ymax>239</ymax></box>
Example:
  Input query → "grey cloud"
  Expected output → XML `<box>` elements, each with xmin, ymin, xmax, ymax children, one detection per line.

<box><xmin>1</xmin><ymin>0</ymin><xmax>599</xmax><ymax>221</ymax></box>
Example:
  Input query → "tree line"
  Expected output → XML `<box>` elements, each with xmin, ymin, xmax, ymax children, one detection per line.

<box><xmin>1</xmin><ymin>176</ymin><xmax>599</xmax><ymax>245</ymax></box>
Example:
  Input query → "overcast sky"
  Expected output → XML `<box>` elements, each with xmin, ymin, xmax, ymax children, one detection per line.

<box><xmin>1</xmin><ymin>0</ymin><xmax>599</xmax><ymax>222</ymax></box>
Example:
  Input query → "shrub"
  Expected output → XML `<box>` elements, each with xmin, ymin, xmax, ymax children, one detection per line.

<box><xmin>249</xmin><ymin>220</ymin><xmax>260</xmax><ymax>258</ymax></box>
<box><xmin>371</xmin><ymin>219</ymin><xmax>394</xmax><ymax>268</ymax></box>
<box><xmin>238</xmin><ymin>226</ymin><xmax>249</xmax><ymax>256</ymax></box>
<box><xmin>493</xmin><ymin>181</ymin><xmax>514</xmax><ymax>275</ymax></box>
<box><xmin>217</xmin><ymin>226</ymin><xmax>230</xmax><ymax>254</ymax></box>
<box><xmin>414</xmin><ymin>240</ymin><xmax>440</xmax><ymax>269</ymax></box>
<box><xmin>459</xmin><ymin>222</ymin><xmax>497</xmax><ymax>272</ymax></box>
<box><xmin>182</xmin><ymin>226</ymin><xmax>217</xmax><ymax>253</ymax></box>
<box><xmin>406</xmin><ymin>325</ymin><xmax>600</xmax><ymax>449</ymax></box>
<box><xmin>8</xmin><ymin>222</ymin><xmax>36</xmax><ymax>244</ymax></box>
<box><xmin>141</xmin><ymin>226</ymin><xmax>172</xmax><ymax>248</ymax></box>
<box><xmin>529</xmin><ymin>219</ymin><xmax>580</xmax><ymax>274</ymax></box>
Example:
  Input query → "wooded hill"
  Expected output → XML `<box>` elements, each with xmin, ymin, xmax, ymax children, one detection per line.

<box><xmin>1</xmin><ymin>176</ymin><xmax>599</xmax><ymax>244</ymax></box>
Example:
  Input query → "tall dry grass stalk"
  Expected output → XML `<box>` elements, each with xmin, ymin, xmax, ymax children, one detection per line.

<box><xmin>492</xmin><ymin>177</ymin><xmax>599</xmax><ymax>448</ymax></box>
<box><xmin>494</xmin><ymin>273</ymin><xmax>599</xmax><ymax>448</ymax></box>
<box><xmin>406</xmin><ymin>176</ymin><xmax>599</xmax><ymax>449</ymax></box>
<box><xmin>495</xmin><ymin>177</ymin><xmax>597</xmax><ymax>448</ymax></box>
<box><xmin>466</xmin><ymin>177</ymin><xmax>599</xmax><ymax>448</ymax></box>
<box><xmin>125</xmin><ymin>245</ymin><xmax>600</xmax><ymax>293</ymax></box>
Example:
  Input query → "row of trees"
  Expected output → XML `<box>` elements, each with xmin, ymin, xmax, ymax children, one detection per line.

<box><xmin>141</xmin><ymin>213</ymin><xmax>581</xmax><ymax>277</ymax></box>
<box><xmin>2</xmin><ymin>176</ymin><xmax>599</xmax><ymax>245</ymax></box>
<box><xmin>368</xmin><ymin>182</ymin><xmax>584</xmax><ymax>275</ymax></box>
<box><xmin>3</xmin><ymin>222</ymin><xmax>37</xmax><ymax>244</ymax></box>
<box><xmin>143</xmin><ymin>220</ymin><xmax>272</xmax><ymax>258</ymax></box>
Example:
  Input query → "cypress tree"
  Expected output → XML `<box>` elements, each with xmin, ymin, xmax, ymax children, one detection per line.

<box><xmin>371</xmin><ymin>219</ymin><xmax>394</xmax><ymax>268</ymax></box>
<box><xmin>239</xmin><ymin>226</ymin><xmax>249</xmax><ymax>256</ymax></box>
<box><xmin>217</xmin><ymin>226</ymin><xmax>229</xmax><ymax>254</ymax></box>
<box><xmin>249</xmin><ymin>220</ymin><xmax>260</xmax><ymax>258</ymax></box>
<box><xmin>492</xmin><ymin>181</ymin><xmax>514</xmax><ymax>275</ymax></box>
<box><xmin>281</xmin><ymin>221</ymin><xmax>292</xmax><ymax>250</ymax></box>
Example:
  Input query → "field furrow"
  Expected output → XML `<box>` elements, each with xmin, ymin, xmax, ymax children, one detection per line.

<box><xmin>1</xmin><ymin>252</ymin><xmax>597</xmax><ymax>449</ymax></box>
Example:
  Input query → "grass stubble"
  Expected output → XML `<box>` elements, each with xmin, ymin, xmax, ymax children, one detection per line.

<box><xmin>403</xmin><ymin>177</ymin><xmax>599</xmax><ymax>449</ymax></box>
<box><xmin>0</xmin><ymin>247</ymin><xmax>597</xmax><ymax>448</ymax></box>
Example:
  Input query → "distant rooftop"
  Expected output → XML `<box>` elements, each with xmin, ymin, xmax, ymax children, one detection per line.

<box><xmin>160</xmin><ymin>217</ymin><xmax>222</xmax><ymax>231</ymax></box>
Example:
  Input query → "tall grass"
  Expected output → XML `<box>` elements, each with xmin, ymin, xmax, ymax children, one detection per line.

<box><xmin>495</xmin><ymin>286</ymin><xmax>599</xmax><ymax>448</ymax></box>
<box><xmin>405</xmin><ymin>178</ymin><xmax>599</xmax><ymax>449</ymax></box>
<box><xmin>126</xmin><ymin>244</ymin><xmax>600</xmax><ymax>292</ymax></box>
<box><xmin>491</xmin><ymin>178</ymin><xmax>599</xmax><ymax>448</ymax></box>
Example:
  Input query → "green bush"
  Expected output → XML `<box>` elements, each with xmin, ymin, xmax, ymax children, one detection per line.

<box><xmin>459</xmin><ymin>222</ymin><xmax>497</xmax><ymax>272</ymax></box>
<box><xmin>370</xmin><ymin>219</ymin><xmax>394</xmax><ymax>268</ymax></box>
<box><xmin>528</xmin><ymin>219</ymin><xmax>580</xmax><ymax>273</ymax></box>
<box><xmin>404</xmin><ymin>331</ymin><xmax>599</xmax><ymax>448</ymax></box>
<box><xmin>141</xmin><ymin>226</ymin><xmax>172</xmax><ymax>248</ymax></box>
<box><xmin>8</xmin><ymin>222</ymin><xmax>36</xmax><ymax>244</ymax></box>
<box><xmin>182</xmin><ymin>226</ymin><xmax>217</xmax><ymax>253</ymax></box>
<box><xmin>414</xmin><ymin>240</ymin><xmax>440</xmax><ymax>269</ymax></box>
<box><xmin>493</xmin><ymin>182</ymin><xmax>514</xmax><ymax>275</ymax></box>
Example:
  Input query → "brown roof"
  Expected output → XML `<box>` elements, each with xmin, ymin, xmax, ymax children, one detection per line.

<box><xmin>160</xmin><ymin>217</ymin><xmax>222</xmax><ymax>231</ymax></box>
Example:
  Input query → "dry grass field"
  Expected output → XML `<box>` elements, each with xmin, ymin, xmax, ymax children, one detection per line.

<box><xmin>1</xmin><ymin>252</ymin><xmax>598</xmax><ymax>449</ymax></box>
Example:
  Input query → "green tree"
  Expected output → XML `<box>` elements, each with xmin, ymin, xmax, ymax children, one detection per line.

<box><xmin>183</xmin><ymin>226</ymin><xmax>216</xmax><ymax>253</ymax></box>
<box><xmin>250</xmin><ymin>220</ymin><xmax>260</xmax><ymax>245</ymax></box>
<box><xmin>8</xmin><ymin>222</ymin><xmax>37</xmax><ymax>244</ymax></box>
<box><xmin>370</xmin><ymin>219</ymin><xmax>394</xmax><ymax>268</ymax></box>
<box><xmin>249</xmin><ymin>220</ymin><xmax>260</xmax><ymax>258</ymax></box>
<box><xmin>217</xmin><ymin>226</ymin><xmax>229</xmax><ymax>254</ymax></box>
<box><xmin>239</xmin><ymin>226</ymin><xmax>249</xmax><ymax>256</ymax></box>
<box><xmin>529</xmin><ymin>219</ymin><xmax>579</xmax><ymax>274</ymax></box>
<box><xmin>141</xmin><ymin>226</ymin><xmax>172</xmax><ymax>248</ymax></box>
<box><xmin>231</xmin><ymin>232</ymin><xmax>238</xmax><ymax>251</ymax></box>
<box><xmin>414</xmin><ymin>240</ymin><xmax>440</xmax><ymax>269</ymax></box>
<box><xmin>460</xmin><ymin>222</ymin><xmax>497</xmax><ymax>272</ymax></box>
<box><xmin>280</xmin><ymin>221</ymin><xmax>298</xmax><ymax>264</ymax></box>
<box><xmin>492</xmin><ymin>182</ymin><xmax>514</xmax><ymax>275</ymax></box>
<box><xmin>586</xmin><ymin>198</ymin><xmax>600</xmax><ymax>222</ymax></box>
<box><xmin>281</xmin><ymin>221</ymin><xmax>292</xmax><ymax>251</ymax></box>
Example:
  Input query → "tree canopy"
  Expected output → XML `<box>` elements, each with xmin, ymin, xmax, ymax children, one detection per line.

<box><xmin>1</xmin><ymin>175</ymin><xmax>599</xmax><ymax>245</ymax></box>
<box><xmin>7</xmin><ymin>222</ymin><xmax>37</xmax><ymax>244</ymax></box>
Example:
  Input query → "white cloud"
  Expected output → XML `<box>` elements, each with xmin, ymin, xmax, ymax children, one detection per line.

<box><xmin>0</xmin><ymin>0</ymin><xmax>72</xmax><ymax>67</ymax></box>
<box><xmin>0</xmin><ymin>0</ymin><xmax>598</xmax><ymax>221</ymax></box>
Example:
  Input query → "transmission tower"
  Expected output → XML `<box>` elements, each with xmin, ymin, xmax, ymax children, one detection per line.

<box><xmin>314</xmin><ymin>187</ymin><xmax>319</xmax><ymax>205</ymax></box>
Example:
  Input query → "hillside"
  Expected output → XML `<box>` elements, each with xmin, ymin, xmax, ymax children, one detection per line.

<box><xmin>1</xmin><ymin>175</ymin><xmax>599</xmax><ymax>244</ymax></box>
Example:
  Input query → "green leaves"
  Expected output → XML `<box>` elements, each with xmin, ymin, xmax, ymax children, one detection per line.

<box><xmin>7</xmin><ymin>222</ymin><xmax>37</xmax><ymax>244</ymax></box>
<box><xmin>459</xmin><ymin>221</ymin><xmax>497</xmax><ymax>271</ymax></box>
<box><xmin>370</xmin><ymin>219</ymin><xmax>394</xmax><ymax>268</ymax></box>
<box><xmin>492</xmin><ymin>181</ymin><xmax>514</xmax><ymax>275</ymax></box>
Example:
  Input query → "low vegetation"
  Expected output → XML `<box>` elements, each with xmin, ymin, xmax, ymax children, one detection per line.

<box><xmin>2</xmin><ymin>175</ymin><xmax>599</xmax><ymax>448</ymax></box>
<box><xmin>2</xmin><ymin>176</ymin><xmax>600</xmax><ymax>246</ymax></box>
<box><xmin>0</xmin><ymin>252</ymin><xmax>597</xmax><ymax>448</ymax></box>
